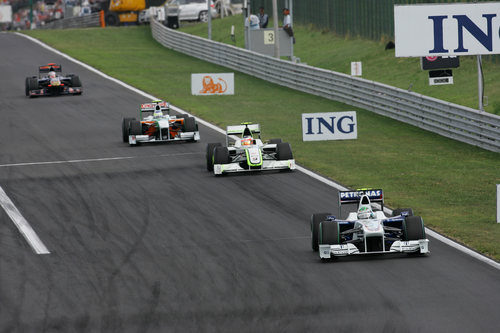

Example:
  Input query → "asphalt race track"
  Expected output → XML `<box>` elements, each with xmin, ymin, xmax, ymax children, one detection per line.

<box><xmin>0</xmin><ymin>32</ymin><xmax>499</xmax><ymax>332</ymax></box>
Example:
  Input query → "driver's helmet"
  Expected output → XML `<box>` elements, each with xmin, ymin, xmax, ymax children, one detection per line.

<box><xmin>241</xmin><ymin>136</ymin><xmax>253</xmax><ymax>146</ymax></box>
<box><xmin>153</xmin><ymin>105</ymin><xmax>163</xmax><ymax>119</ymax></box>
<box><xmin>357</xmin><ymin>206</ymin><xmax>374</xmax><ymax>219</ymax></box>
<box><xmin>48</xmin><ymin>71</ymin><xmax>56</xmax><ymax>79</ymax></box>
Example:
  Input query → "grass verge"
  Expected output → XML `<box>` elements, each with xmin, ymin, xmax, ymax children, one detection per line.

<box><xmin>22</xmin><ymin>25</ymin><xmax>500</xmax><ymax>260</ymax></box>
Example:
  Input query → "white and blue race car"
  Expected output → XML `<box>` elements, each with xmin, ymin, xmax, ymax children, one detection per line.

<box><xmin>206</xmin><ymin>123</ymin><xmax>295</xmax><ymax>175</ymax></box>
<box><xmin>311</xmin><ymin>189</ymin><xmax>429</xmax><ymax>260</ymax></box>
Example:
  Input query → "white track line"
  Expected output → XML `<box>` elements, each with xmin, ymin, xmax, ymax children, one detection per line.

<box><xmin>0</xmin><ymin>186</ymin><xmax>50</xmax><ymax>254</ymax></box>
<box><xmin>0</xmin><ymin>152</ymin><xmax>199</xmax><ymax>168</ymax></box>
<box><xmin>15</xmin><ymin>33</ymin><xmax>500</xmax><ymax>269</ymax></box>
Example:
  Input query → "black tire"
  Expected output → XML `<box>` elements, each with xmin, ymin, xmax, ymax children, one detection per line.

<box><xmin>269</xmin><ymin>138</ymin><xmax>282</xmax><ymax>144</ymax></box>
<box><xmin>206</xmin><ymin>143</ymin><xmax>221</xmax><ymax>171</ymax></box>
<box><xmin>319</xmin><ymin>221</ymin><xmax>340</xmax><ymax>245</ymax></box>
<box><xmin>311</xmin><ymin>213</ymin><xmax>332</xmax><ymax>251</ymax></box>
<box><xmin>213</xmin><ymin>146</ymin><xmax>230</xmax><ymax>165</ymax></box>
<box><xmin>183</xmin><ymin>117</ymin><xmax>197</xmax><ymax>132</ymax></box>
<box><xmin>70</xmin><ymin>75</ymin><xmax>82</xmax><ymax>87</ymax></box>
<box><xmin>198</xmin><ymin>10</ymin><xmax>208</xmax><ymax>22</ymax></box>
<box><xmin>25</xmin><ymin>77</ymin><xmax>30</xmax><ymax>96</ymax></box>
<box><xmin>122</xmin><ymin>118</ymin><xmax>135</xmax><ymax>142</ymax></box>
<box><xmin>129</xmin><ymin>120</ymin><xmax>142</xmax><ymax>136</ymax></box>
<box><xmin>276</xmin><ymin>142</ymin><xmax>293</xmax><ymax>160</ymax></box>
<box><xmin>105</xmin><ymin>12</ymin><xmax>119</xmax><ymax>26</ymax></box>
<box><xmin>26</xmin><ymin>77</ymin><xmax>38</xmax><ymax>97</ymax></box>
<box><xmin>393</xmin><ymin>208</ymin><xmax>414</xmax><ymax>217</ymax></box>
<box><xmin>403</xmin><ymin>216</ymin><xmax>426</xmax><ymax>241</ymax></box>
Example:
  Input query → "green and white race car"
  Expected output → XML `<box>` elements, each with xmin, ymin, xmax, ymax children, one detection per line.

<box><xmin>206</xmin><ymin>123</ymin><xmax>295</xmax><ymax>175</ymax></box>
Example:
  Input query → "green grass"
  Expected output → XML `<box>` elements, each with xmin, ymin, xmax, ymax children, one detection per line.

<box><xmin>181</xmin><ymin>15</ymin><xmax>500</xmax><ymax>115</ymax></box>
<box><xmin>22</xmin><ymin>25</ymin><xmax>500</xmax><ymax>261</ymax></box>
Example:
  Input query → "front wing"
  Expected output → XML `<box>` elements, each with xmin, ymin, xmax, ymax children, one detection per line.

<box><xmin>29</xmin><ymin>86</ymin><xmax>82</xmax><ymax>97</ymax></box>
<box><xmin>214</xmin><ymin>159</ymin><xmax>295</xmax><ymax>175</ymax></box>
<box><xmin>319</xmin><ymin>239</ymin><xmax>429</xmax><ymax>259</ymax></box>
<box><xmin>128</xmin><ymin>131</ymin><xmax>200</xmax><ymax>144</ymax></box>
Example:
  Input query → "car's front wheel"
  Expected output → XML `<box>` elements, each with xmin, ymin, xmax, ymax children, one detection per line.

<box><xmin>311</xmin><ymin>213</ymin><xmax>332</xmax><ymax>251</ymax></box>
<box><xmin>198</xmin><ymin>10</ymin><xmax>208</xmax><ymax>22</ymax></box>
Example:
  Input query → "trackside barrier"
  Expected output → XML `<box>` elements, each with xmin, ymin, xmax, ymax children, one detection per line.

<box><xmin>150</xmin><ymin>18</ymin><xmax>500</xmax><ymax>153</ymax></box>
<box><xmin>39</xmin><ymin>13</ymin><xmax>101</xmax><ymax>30</ymax></box>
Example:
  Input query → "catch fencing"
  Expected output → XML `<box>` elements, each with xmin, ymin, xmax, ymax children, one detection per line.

<box><xmin>151</xmin><ymin>19</ymin><xmax>500</xmax><ymax>152</ymax></box>
<box><xmin>39</xmin><ymin>13</ymin><xmax>100</xmax><ymax>30</ymax></box>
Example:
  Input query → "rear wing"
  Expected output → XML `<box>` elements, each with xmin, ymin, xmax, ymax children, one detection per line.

<box><xmin>140</xmin><ymin>101</ymin><xmax>170</xmax><ymax>117</ymax></box>
<box><xmin>39</xmin><ymin>63</ymin><xmax>62</xmax><ymax>73</ymax></box>
<box><xmin>226</xmin><ymin>123</ymin><xmax>261</xmax><ymax>136</ymax></box>
<box><xmin>226</xmin><ymin>123</ymin><xmax>261</xmax><ymax>146</ymax></box>
<box><xmin>338</xmin><ymin>189</ymin><xmax>384</xmax><ymax>215</ymax></box>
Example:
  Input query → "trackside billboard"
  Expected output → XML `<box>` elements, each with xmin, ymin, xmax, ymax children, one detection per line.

<box><xmin>394</xmin><ymin>2</ymin><xmax>500</xmax><ymax>57</ymax></box>
<box><xmin>302</xmin><ymin>112</ymin><xmax>357</xmax><ymax>141</ymax></box>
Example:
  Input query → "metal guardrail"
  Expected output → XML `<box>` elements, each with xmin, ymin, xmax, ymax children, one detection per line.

<box><xmin>151</xmin><ymin>19</ymin><xmax>500</xmax><ymax>152</ymax></box>
<box><xmin>39</xmin><ymin>13</ymin><xmax>100</xmax><ymax>30</ymax></box>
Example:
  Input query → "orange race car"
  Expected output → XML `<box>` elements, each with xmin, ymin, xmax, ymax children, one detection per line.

<box><xmin>122</xmin><ymin>101</ymin><xmax>200</xmax><ymax>145</ymax></box>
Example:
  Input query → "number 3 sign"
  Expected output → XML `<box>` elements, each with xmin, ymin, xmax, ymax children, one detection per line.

<box><xmin>264</xmin><ymin>31</ymin><xmax>275</xmax><ymax>45</ymax></box>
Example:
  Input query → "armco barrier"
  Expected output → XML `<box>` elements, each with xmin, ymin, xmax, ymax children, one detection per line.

<box><xmin>39</xmin><ymin>13</ymin><xmax>100</xmax><ymax>29</ymax></box>
<box><xmin>151</xmin><ymin>19</ymin><xmax>500</xmax><ymax>153</ymax></box>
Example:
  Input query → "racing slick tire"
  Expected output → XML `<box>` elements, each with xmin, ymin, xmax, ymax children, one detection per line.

<box><xmin>129</xmin><ymin>120</ymin><xmax>143</xmax><ymax>136</ymax></box>
<box><xmin>403</xmin><ymin>216</ymin><xmax>426</xmax><ymax>241</ymax></box>
<box><xmin>269</xmin><ymin>138</ymin><xmax>282</xmax><ymax>144</ymax></box>
<box><xmin>393</xmin><ymin>208</ymin><xmax>414</xmax><ymax>217</ymax></box>
<box><xmin>206</xmin><ymin>143</ymin><xmax>222</xmax><ymax>171</ymax></box>
<box><xmin>25</xmin><ymin>77</ymin><xmax>30</xmax><ymax>96</ymax></box>
<box><xmin>70</xmin><ymin>75</ymin><xmax>82</xmax><ymax>88</ymax></box>
<box><xmin>311</xmin><ymin>213</ymin><xmax>332</xmax><ymax>251</ymax></box>
<box><xmin>26</xmin><ymin>77</ymin><xmax>38</xmax><ymax>97</ymax></box>
<box><xmin>276</xmin><ymin>142</ymin><xmax>293</xmax><ymax>160</ymax></box>
<box><xmin>319</xmin><ymin>221</ymin><xmax>340</xmax><ymax>245</ymax></box>
<box><xmin>213</xmin><ymin>146</ymin><xmax>230</xmax><ymax>165</ymax></box>
<box><xmin>122</xmin><ymin>118</ymin><xmax>135</xmax><ymax>142</ymax></box>
<box><xmin>183</xmin><ymin>117</ymin><xmax>197</xmax><ymax>132</ymax></box>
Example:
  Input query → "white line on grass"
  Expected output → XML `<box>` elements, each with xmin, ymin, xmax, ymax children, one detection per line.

<box><xmin>0</xmin><ymin>186</ymin><xmax>50</xmax><ymax>254</ymax></box>
<box><xmin>15</xmin><ymin>33</ymin><xmax>499</xmax><ymax>269</ymax></box>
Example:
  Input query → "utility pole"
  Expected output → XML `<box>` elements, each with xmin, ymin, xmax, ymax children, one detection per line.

<box><xmin>477</xmin><ymin>55</ymin><xmax>484</xmax><ymax>111</ymax></box>
<box><xmin>208</xmin><ymin>0</ymin><xmax>212</xmax><ymax>40</ymax></box>
<box><xmin>272</xmin><ymin>0</ymin><xmax>279</xmax><ymax>58</ymax></box>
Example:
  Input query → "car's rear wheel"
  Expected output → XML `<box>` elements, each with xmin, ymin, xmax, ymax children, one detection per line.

<box><xmin>393</xmin><ymin>208</ymin><xmax>414</xmax><ymax>217</ymax></box>
<box><xmin>311</xmin><ymin>213</ymin><xmax>332</xmax><ymax>251</ymax></box>
<box><xmin>129</xmin><ymin>120</ymin><xmax>143</xmax><ymax>136</ymax></box>
<box><xmin>183</xmin><ymin>117</ymin><xmax>197</xmax><ymax>132</ymax></box>
<box><xmin>276</xmin><ymin>142</ymin><xmax>293</xmax><ymax>160</ymax></box>
<box><xmin>122</xmin><ymin>118</ymin><xmax>135</xmax><ymax>142</ymax></box>
<box><xmin>403</xmin><ymin>216</ymin><xmax>426</xmax><ymax>241</ymax></box>
<box><xmin>206</xmin><ymin>143</ymin><xmax>222</xmax><ymax>171</ymax></box>
<box><xmin>198</xmin><ymin>10</ymin><xmax>208</xmax><ymax>22</ymax></box>
<box><xmin>320</xmin><ymin>221</ymin><xmax>340</xmax><ymax>245</ymax></box>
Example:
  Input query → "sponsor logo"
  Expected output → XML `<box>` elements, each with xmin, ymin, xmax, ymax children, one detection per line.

<box><xmin>340</xmin><ymin>190</ymin><xmax>382</xmax><ymax>199</ymax></box>
<box><xmin>302</xmin><ymin>112</ymin><xmax>357</xmax><ymax>141</ymax></box>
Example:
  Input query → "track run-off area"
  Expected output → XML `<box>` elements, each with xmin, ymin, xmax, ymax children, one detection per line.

<box><xmin>0</xmin><ymin>32</ymin><xmax>499</xmax><ymax>332</ymax></box>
